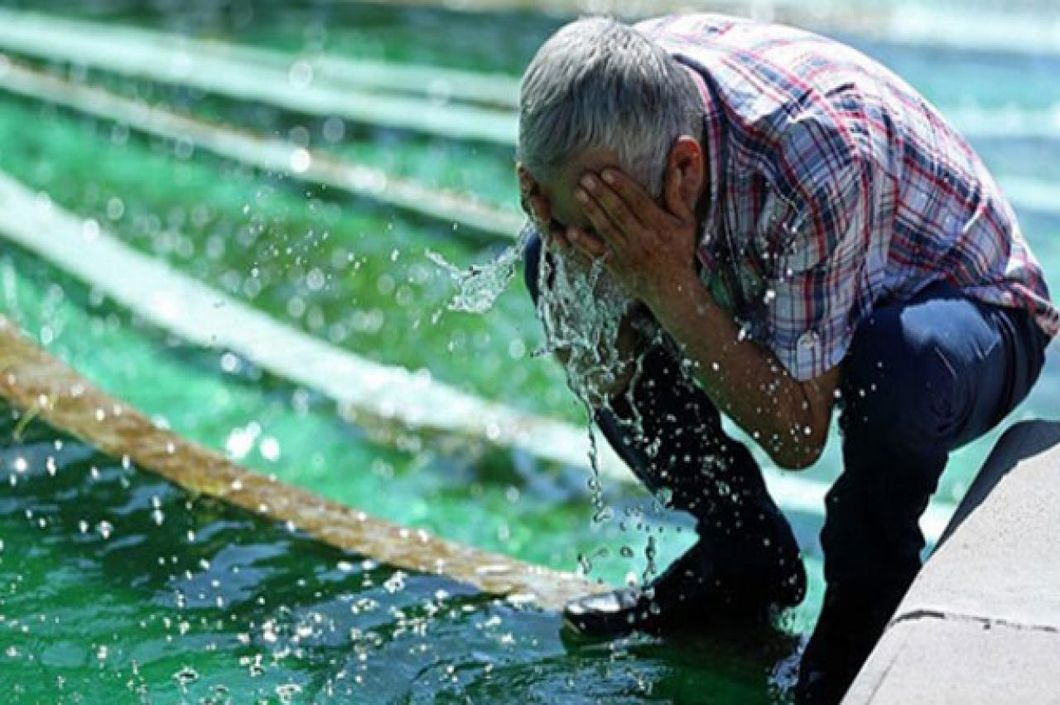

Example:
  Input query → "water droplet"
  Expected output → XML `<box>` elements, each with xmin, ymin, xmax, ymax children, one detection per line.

<box><xmin>592</xmin><ymin>505</ymin><xmax>614</xmax><ymax>523</ymax></box>
<box><xmin>260</xmin><ymin>436</ymin><xmax>281</xmax><ymax>462</ymax></box>
<box><xmin>288</xmin><ymin>60</ymin><xmax>313</xmax><ymax>88</ymax></box>
<box><xmin>173</xmin><ymin>666</ymin><xmax>199</xmax><ymax>689</ymax></box>
<box><xmin>382</xmin><ymin>571</ymin><xmax>407</xmax><ymax>594</ymax></box>
<box><xmin>576</xmin><ymin>553</ymin><xmax>592</xmax><ymax>575</ymax></box>
<box><xmin>290</xmin><ymin>148</ymin><xmax>311</xmax><ymax>174</ymax></box>
<box><xmin>322</xmin><ymin>116</ymin><xmax>345</xmax><ymax>143</ymax></box>
<box><xmin>655</xmin><ymin>487</ymin><xmax>674</xmax><ymax>507</ymax></box>
<box><xmin>106</xmin><ymin>197</ymin><xmax>125</xmax><ymax>221</ymax></box>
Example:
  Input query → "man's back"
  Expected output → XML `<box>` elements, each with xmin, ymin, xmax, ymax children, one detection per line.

<box><xmin>637</xmin><ymin>14</ymin><xmax>1057</xmax><ymax>380</ymax></box>
<box><xmin>517</xmin><ymin>17</ymin><xmax>1055</xmax><ymax>702</ymax></box>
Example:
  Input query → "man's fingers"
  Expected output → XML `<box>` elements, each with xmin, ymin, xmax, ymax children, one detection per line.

<box><xmin>600</xmin><ymin>169</ymin><xmax>658</xmax><ymax>216</ymax></box>
<box><xmin>578</xmin><ymin>173</ymin><xmax>644</xmax><ymax>240</ymax></box>
<box><xmin>566</xmin><ymin>225</ymin><xmax>608</xmax><ymax>259</ymax></box>
<box><xmin>577</xmin><ymin>186</ymin><xmax>625</xmax><ymax>247</ymax></box>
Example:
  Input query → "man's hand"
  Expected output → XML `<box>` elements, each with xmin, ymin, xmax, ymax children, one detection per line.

<box><xmin>518</xmin><ymin>164</ymin><xmax>596</xmax><ymax>272</ymax></box>
<box><xmin>563</xmin><ymin>166</ymin><xmax>837</xmax><ymax>470</ymax></box>
<box><xmin>516</xmin><ymin>164</ymin><xmax>646</xmax><ymax>402</ymax></box>
<box><xmin>566</xmin><ymin>167</ymin><xmax>699</xmax><ymax>308</ymax></box>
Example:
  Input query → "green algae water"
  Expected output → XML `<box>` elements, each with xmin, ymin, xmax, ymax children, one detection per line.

<box><xmin>0</xmin><ymin>409</ymin><xmax>794</xmax><ymax>704</ymax></box>
<box><xmin>0</xmin><ymin>1</ymin><xmax>1057</xmax><ymax>702</ymax></box>
<box><xmin>0</xmin><ymin>251</ymin><xmax>807</xmax><ymax>702</ymax></box>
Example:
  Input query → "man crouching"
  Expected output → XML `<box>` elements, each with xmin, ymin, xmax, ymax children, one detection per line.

<box><xmin>515</xmin><ymin>14</ymin><xmax>1057</xmax><ymax>704</ymax></box>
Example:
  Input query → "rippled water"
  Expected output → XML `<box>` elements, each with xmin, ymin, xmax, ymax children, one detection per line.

<box><xmin>0</xmin><ymin>409</ymin><xmax>797</xmax><ymax>703</ymax></box>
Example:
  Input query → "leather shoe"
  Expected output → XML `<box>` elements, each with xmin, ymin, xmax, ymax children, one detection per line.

<box><xmin>563</xmin><ymin>534</ymin><xmax>805</xmax><ymax>638</ymax></box>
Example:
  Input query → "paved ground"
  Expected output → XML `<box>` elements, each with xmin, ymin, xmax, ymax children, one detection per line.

<box><xmin>843</xmin><ymin>420</ymin><xmax>1060</xmax><ymax>704</ymax></box>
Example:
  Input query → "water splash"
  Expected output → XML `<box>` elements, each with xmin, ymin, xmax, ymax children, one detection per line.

<box><xmin>426</xmin><ymin>223</ymin><xmax>534</xmax><ymax>314</ymax></box>
<box><xmin>528</xmin><ymin>239</ymin><xmax>650</xmax><ymax>542</ymax></box>
<box><xmin>429</xmin><ymin>219</ymin><xmax>637</xmax><ymax>413</ymax></box>
<box><xmin>532</xmin><ymin>247</ymin><xmax>635</xmax><ymax>411</ymax></box>
<box><xmin>431</xmin><ymin>220</ymin><xmax>657</xmax><ymax>575</ymax></box>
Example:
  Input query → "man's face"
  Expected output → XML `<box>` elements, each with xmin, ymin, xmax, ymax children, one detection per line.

<box><xmin>529</xmin><ymin>146</ymin><xmax>625</xmax><ymax>239</ymax></box>
<box><xmin>519</xmin><ymin>147</ymin><xmax>649</xmax><ymax>405</ymax></box>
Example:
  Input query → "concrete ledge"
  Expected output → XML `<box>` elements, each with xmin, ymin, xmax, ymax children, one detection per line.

<box><xmin>844</xmin><ymin>420</ymin><xmax>1060</xmax><ymax>704</ymax></box>
<box><xmin>845</xmin><ymin>616</ymin><xmax>1059</xmax><ymax>705</ymax></box>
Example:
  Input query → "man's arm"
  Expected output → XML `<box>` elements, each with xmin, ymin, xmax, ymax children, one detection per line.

<box><xmin>567</xmin><ymin>167</ymin><xmax>839</xmax><ymax>470</ymax></box>
<box><xmin>642</xmin><ymin>266</ymin><xmax>839</xmax><ymax>469</ymax></box>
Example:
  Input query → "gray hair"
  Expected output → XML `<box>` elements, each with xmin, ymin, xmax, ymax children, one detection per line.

<box><xmin>517</xmin><ymin>16</ymin><xmax>703</xmax><ymax>197</ymax></box>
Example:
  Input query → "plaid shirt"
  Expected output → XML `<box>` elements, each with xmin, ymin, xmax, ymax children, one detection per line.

<box><xmin>638</xmin><ymin>14</ymin><xmax>1058</xmax><ymax>380</ymax></box>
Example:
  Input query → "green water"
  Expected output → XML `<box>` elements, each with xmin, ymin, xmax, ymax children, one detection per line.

<box><xmin>18</xmin><ymin>62</ymin><xmax>524</xmax><ymax>211</ymax></box>
<box><xmin>0</xmin><ymin>1</ymin><xmax>1057</xmax><ymax>703</ymax></box>
<box><xmin>0</xmin><ymin>410</ymin><xmax>795</xmax><ymax>704</ymax></box>
<box><xmin>0</xmin><ymin>244</ymin><xmax>718</xmax><ymax>597</ymax></box>
<box><xmin>0</xmin><ymin>93</ymin><xmax>564</xmax><ymax>418</ymax></box>
<box><xmin>0</xmin><ymin>240</ymin><xmax>826</xmax><ymax>699</ymax></box>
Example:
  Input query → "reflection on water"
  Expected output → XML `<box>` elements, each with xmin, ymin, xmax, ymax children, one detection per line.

<box><xmin>0</xmin><ymin>407</ymin><xmax>795</xmax><ymax>703</ymax></box>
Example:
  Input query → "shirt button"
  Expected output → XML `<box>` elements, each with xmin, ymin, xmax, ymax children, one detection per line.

<box><xmin>798</xmin><ymin>330</ymin><xmax>819</xmax><ymax>349</ymax></box>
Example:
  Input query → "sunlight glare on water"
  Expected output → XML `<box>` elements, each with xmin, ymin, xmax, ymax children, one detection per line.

<box><xmin>0</xmin><ymin>407</ymin><xmax>781</xmax><ymax>704</ymax></box>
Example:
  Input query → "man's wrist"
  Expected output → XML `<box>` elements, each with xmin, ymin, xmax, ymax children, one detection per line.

<box><xmin>641</xmin><ymin>265</ymin><xmax>702</xmax><ymax>311</ymax></box>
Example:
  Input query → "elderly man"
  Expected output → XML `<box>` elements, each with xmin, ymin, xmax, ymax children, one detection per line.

<box><xmin>515</xmin><ymin>13</ymin><xmax>1057</xmax><ymax>704</ymax></box>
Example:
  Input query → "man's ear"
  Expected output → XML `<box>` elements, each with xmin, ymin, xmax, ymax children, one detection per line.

<box><xmin>665</xmin><ymin>136</ymin><xmax>705</xmax><ymax>213</ymax></box>
<box><xmin>516</xmin><ymin>163</ymin><xmax>551</xmax><ymax>223</ymax></box>
<box><xmin>516</xmin><ymin>163</ymin><xmax>536</xmax><ymax>196</ymax></box>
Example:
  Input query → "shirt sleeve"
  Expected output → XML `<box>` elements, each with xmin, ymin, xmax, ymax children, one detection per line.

<box><xmin>754</xmin><ymin>119</ymin><xmax>870</xmax><ymax>381</ymax></box>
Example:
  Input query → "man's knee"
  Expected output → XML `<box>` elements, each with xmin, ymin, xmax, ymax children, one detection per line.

<box><xmin>840</xmin><ymin>304</ymin><xmax>965</xmax><ymax>449</ymax></box>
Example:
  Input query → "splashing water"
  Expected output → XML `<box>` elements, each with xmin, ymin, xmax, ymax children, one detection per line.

<box><xmin>533</xmin><ymin>246</ymin><xmax>636</xmax><ymax>412</ymax></box>
<box><xmin>426</xmin><ymin>223</ymin><xmax>534</xmax><ymax>314</ymax></box>
<box><xmin>431</xmin><ymin>220</ymin><xmax>658</xmax><ymax>571</ymax></box>
<box><xmin>428</xmin><ymin>219</ymin><xmax>640</xmax><ymax>417</ymax></box>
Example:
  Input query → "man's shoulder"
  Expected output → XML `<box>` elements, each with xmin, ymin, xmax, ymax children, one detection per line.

<box><xmin>637</xmin><ymin>13</ymin><xmax>892</xmax><ymax>111</ymax></box>
<box><xmin>634</xmin><ymin>13</ymin><xmax>831</xmax><ymax>53</ymax></box>
<box><xmin>633</xmin><ymin>13</ymin><xmax>738</xmax><ymax>39</ymax></box>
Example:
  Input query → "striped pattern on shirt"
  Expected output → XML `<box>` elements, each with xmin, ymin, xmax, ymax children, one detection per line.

<box><xmin>638</xmin><ymin>13</ymin><xmax>1058</xmax><ymax>380</ymax></box>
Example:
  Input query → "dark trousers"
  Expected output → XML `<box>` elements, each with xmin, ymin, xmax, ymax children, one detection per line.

<box><xmin>800</xmin><ymin>278</ymin><xmax>1048</xmax><ymax>701</ymax></box>
<box><xmin>524</xmin><ymin>234</ymin><xmax>1051</xmax><ymax>700</ymax></box>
